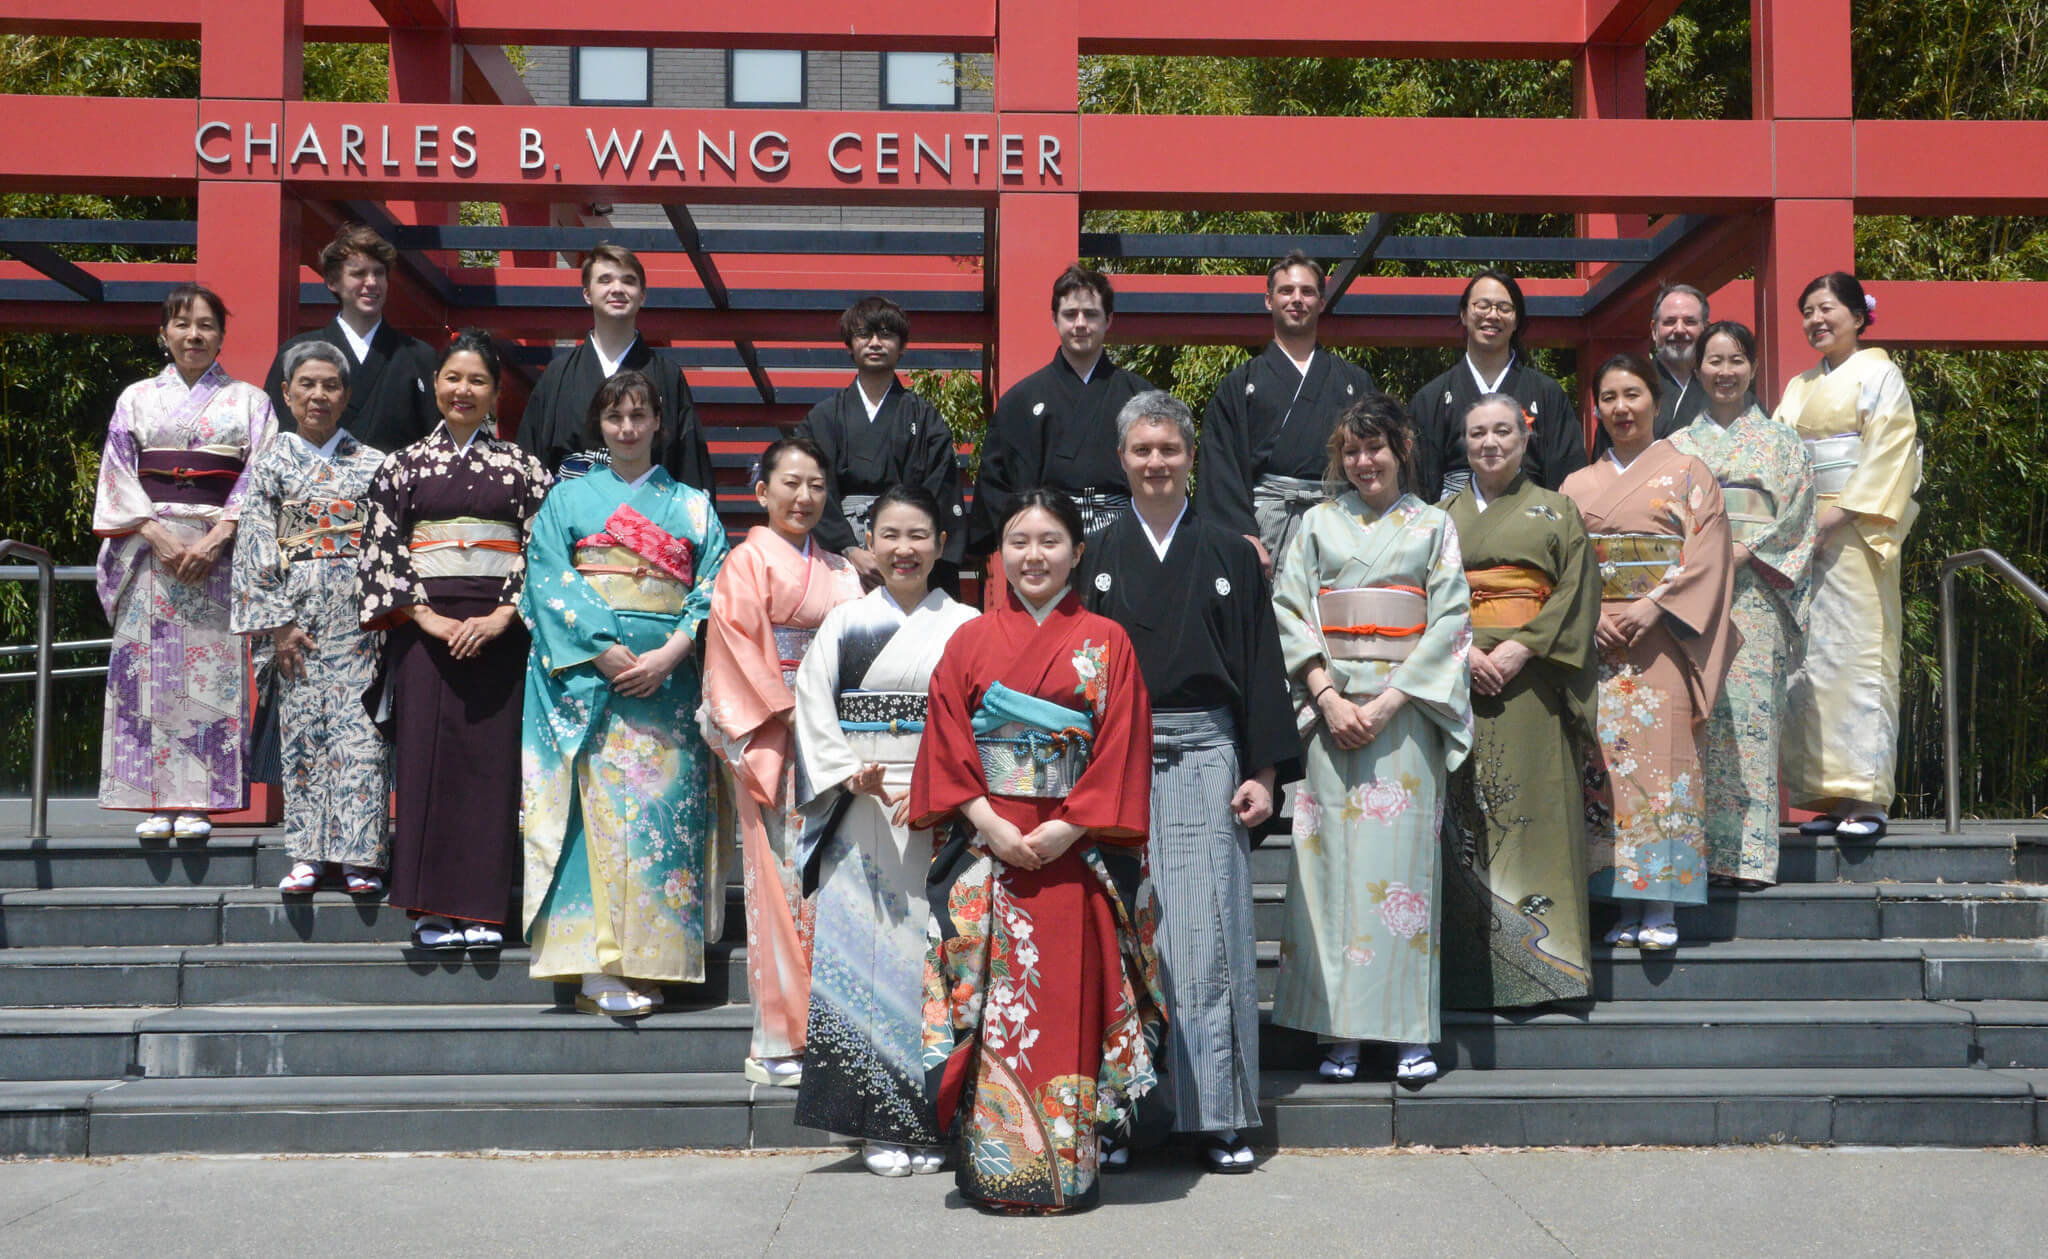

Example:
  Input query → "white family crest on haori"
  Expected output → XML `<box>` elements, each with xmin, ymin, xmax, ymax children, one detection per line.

<box><xmin>1094</xmin><ymin>571</ymin><xmax>1113</xmax><ymax>591</ymax></box>
<box><xmin>1215</xmin><ymin>577</ymin><xmax>1231</xmax><ymax>596</ymax></box>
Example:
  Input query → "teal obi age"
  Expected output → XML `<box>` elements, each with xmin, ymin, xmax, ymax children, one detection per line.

<box><xmin>972</xmin><ymin>682</ymin><xmax>1094</xmax><ymax>799</ymax></box>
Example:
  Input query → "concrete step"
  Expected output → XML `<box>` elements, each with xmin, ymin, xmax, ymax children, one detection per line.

<box><xmin>1921</xmin><ymin>942</ymin><xmax>2048</xmax><ymax>1001</ymax></box>
<box><xmin>0</xmin><ymin>835</ymin><xmax>264</xmax><ymax>890</ymax></box>
<box><xmin>1960</xmin><ymin>1002</ymin><xmax>2048</xmax><ymax>1069</ymax></box>
<box><xmin>0</xmin><ymin>886</ymin><xmax>750</xmax><ymax>949</ymax></box>
<box><xmin>0</xmin><ymin>943</ymin><xmax>745</xmax><ymax>1008</ymax></box>
<box><xmin>8</xmin><ymin>1066</ymin><xmax>2041</xmax><ymax>1158</ymax></box>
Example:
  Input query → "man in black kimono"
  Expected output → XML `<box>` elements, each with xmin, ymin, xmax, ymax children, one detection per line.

<box><xmin>1409</xmin><ymin>269</ymin><xmax>1585</xmax><ymax>501</ymax></box>
<box><xmin>1079</xmin><ymin>390</ymin><xmax>1298</xmax><ymax>1175</ymax></box>
<box><xmin>516</xmin><ymin>243</ymin><xmax>715</xmax><ymax>490</ymax></box>
<box><xmin>1649</xmin><ymin>283</ymin><xmax>1710</xmax><ymax>437</ymax></box>
<box><xmin>794</xmin><ymin>295</ymin><xmax>965</xmax><ymax>591</ymax></box>
<box><xmin>264</xmin><ymin>223</ymin><xmax>438</xmax><ymax>453</ymax></box>
<box><xmin>967</xmin><ymin>264</ymin><xmax>1152</xmax><ymax>556</ymax></box>
<box><xmin>1194</xmin><ymin>250</ymin><xmax>1377</xmax><ymax>575</ymax></box>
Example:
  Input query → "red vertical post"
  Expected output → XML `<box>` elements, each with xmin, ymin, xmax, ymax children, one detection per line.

<box><xmin>1574</xmin><ymin>40</ymin><xmax>1648</xmax><ymax>439</ymax></box>
<box><xmin>389</xmin><ymin>24</ymin><xmax>459</xmax><ymax>275</ymax></box>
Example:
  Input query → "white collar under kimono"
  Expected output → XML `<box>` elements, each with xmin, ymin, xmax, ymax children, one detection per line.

<box><xmin>1018</xmin><ymin>586</ymin><xmax>1071</xmax><ymax>625</ymax></box>
<box><xmin>1466</xmin><ymin>352</ymin><xmax>1515</xmax><ymax>396</ymax></box>
<box><xmin>1134</xmin><ymin>500</ymin><xmax>1187</xmax><ymax>562</ymax></box>
<box><xmin>857</xmin><ymin>379</ymin><xmax>891</xmax><ymax>422</ymax></box>
<box><xmin>591</xmin><ymin>332</ymin><xmax>635</xmax><ymax>379</ymax></box>
<box><xmin>296</xmin><ymin>428</ymin><xmax>350</xmax><ymax>461</ymax></box>
<box><xmin>336</xmin><ymin>318</ymin><xmax>381</xmax><ymax>364</ymax></box>
<box><xmin>619</xmin><ymin>464</ymin><xmax>657</xmax><ymax>489</ymax></box>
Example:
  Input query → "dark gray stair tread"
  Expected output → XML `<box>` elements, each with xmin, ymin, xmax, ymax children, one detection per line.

<box><xmin>1439</xmin><ymin>999</ymin><xmax>1972</xmax><ymax>1029</ymax></box>
<box><xmin>1962</xmin><ymin>1002</ymin><xmax>2048</xmax><ymax>1068</ymax></box>
<box><xmin>130</xmin><ymin>1003</ymin><xmax>752</xmax><ymax>1033</ymax></box>
<box><xmin>0</xmin><ymin>887</ymin><xmax>228</xmax><ymax>906</ymax></box>
<box><xmin>1953</xmin><ymin>1000</ymin><xmax>2048</xmax><ymax>1026</ymax></box>
<box><xmin>1403</xmin><ymin>1066</ymin><xmax>2032</xmax><ymax>1099</ymax></box>
<box><xmin>88</xmin><ymin>1071</ymin><xmax>764</xmax><ymax>1110</ymax></box>
<box><xmin>0</xmin><ymin>1079</ymin><xmax>125</xmax><ymax>1109</ymax></box>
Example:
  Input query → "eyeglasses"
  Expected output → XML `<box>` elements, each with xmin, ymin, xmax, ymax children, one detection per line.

<box><xmin>1468</xmin><ymin>300</ymin><xmax>1516</xmax><ymax>317</ymax></box>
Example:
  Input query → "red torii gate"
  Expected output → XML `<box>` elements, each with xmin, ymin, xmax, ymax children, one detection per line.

<box><xmin>0</xmin><ymin>0</ymin><xmax>2041</xmax><ymax>437</ymax></box>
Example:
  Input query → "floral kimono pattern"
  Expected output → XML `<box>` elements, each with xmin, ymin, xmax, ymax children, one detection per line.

<box><xmin>911</xmin><ymin>590</ymin><xmax>1163</xmax><ymax>1213</ymax></box>
<box><xmin>521</xmin><ymin>468</ymin><xmax>729</xmax><ymax>984</ymax></box>
<box><xmin>1670</xmin><ymin>407</ymin><xmax>1819</xmax><ymax>882</ymax></box>
<box><xmin>1560</xmin><ymin>442</ymin><xmax>1738</xmax><ymax>907</ymax></box>
<box><xmin>229</xmin><ymin>429</ymin><xmax>390</xmax><ymax>864</ymax></box>
<box><xmin>1269</xmin><ymin>491</ymin><xmax>1472</xmax><ymax>1044</ymax></box>
<box><xmin>92</xmin><ymin>362</ymin><xmax>276</xmax><ymax>812</ymax></box>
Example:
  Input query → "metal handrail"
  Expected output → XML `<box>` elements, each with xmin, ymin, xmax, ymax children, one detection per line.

<box><xmin>1939</xmin><ymin>549</ymin><xmax>2048</xmax><ymax>834</ymax></box>
<box><xmin>0</xmin><ymin>541</ymin><xmax>58</xmax><ymax>838</ymax></box>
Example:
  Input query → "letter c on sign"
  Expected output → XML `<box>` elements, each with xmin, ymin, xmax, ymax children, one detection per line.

<box><xmin>828</xmin><ymin>132</ymin><xmax>862</xmax><ymax>176</ymax></box>
<box><xmin>195</xmin><ymin>121</ymin><xmax>232</xmax><ymax>166</ymax></box>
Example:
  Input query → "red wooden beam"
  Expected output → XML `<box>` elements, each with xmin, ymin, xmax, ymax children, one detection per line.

<box><xmin>1584</xmin><ymin>0</ymin><xmax>1685</xmax><ymax>44</ymax></box>
<box><xmin>1857</xmin><ymin>121</ymin><xmax>2048</xmax><ymax>214</ymax></box>
<box><xmin>1079</xmin><ymin>0</ymin><xmax>1584</xmax><ymax>57</ymax></box>
<box><xmin>369</xmin><ymin>0</ymin><xmax>448</xmax><ymax>28</ymax></box>
<box><xmin>0</xmin><ymin>95</ymin><xmax>196</xmax><ymax>195</ymax></box>
<box><xmin>440</xmin><ymin>0</ymin><xmax>994</xmax><ymax>50</ymax></box>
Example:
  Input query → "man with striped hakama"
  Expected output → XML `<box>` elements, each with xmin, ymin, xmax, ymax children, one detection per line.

<box><xmin>1080</xmin><ymin>391</ymin><xmax>1299</xmax><ymax>1174</ymax></box>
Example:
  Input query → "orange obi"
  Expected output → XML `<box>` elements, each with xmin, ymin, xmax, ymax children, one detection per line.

<box><xmin>1465</xmin><ymin>565</ymin><xmax>1551</xmax><ymax>629</ymax></box>
<box><xmin>1318</xmin><ymin>585</ymin><xmax>1427</xmax><ymax>663</ymax></box>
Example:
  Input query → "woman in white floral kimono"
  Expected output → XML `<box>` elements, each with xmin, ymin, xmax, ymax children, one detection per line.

<box><xmin>1271</xmin><ymin>393</ymin><xmax>1472</xmax><ymax>1087</ymax></box>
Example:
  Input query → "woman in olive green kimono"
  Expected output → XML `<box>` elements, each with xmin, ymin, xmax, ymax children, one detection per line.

<box><xmin>1440</xmin><ymin>393</ymin><xmax>1600</xmax><ymax>1009</ymax></box>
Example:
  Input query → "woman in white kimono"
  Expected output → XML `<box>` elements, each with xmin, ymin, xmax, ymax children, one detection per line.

<box><xmin>1271</xmin><ymin>393</ymin><xmax>1473</xmax><ymax>1087</ymax></box>
<box><xmin>791</xmin><ymin>485</ymin><xmax>978</xmax><ymax>1177</ymax></box>
<box><xmin>1771</xmin><ymin>273</ymin><xmax>1921</xmax><ymax>839</ymax></box>
<box><xmin>93</xmin><ymin>283</ymin><xmax>277</xmax><ymax>839</ymax></box>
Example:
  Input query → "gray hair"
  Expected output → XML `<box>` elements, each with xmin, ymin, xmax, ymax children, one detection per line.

<box><xmin>281</xmin><ymin>339</ymin><xmax>351</xmax><ymax>387</ymax></box>
<box><xmin>1461</xmin><ymin>391</ymin><xmax>1525</xmax><ymax>427</ymax></box>
<box><xmin>1651</xmin><ymin>282</ymin><xmax>1710</xmax><ymax>325</ymax></box>
<box><xmin>1115</xmin><ymin>389</ymin><xmax>1196</xmax><ymax>450</ymax></box>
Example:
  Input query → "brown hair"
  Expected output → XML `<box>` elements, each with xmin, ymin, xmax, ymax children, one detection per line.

<box><xmin>1267</xmin><ymin>249</ymin><xmax>1326</xmax><ymax>294</ymax></box>
<box><xmin>579</xmin><ymin>368</ymin><xmax>665</xmax><ymax>457</ymax></box>
<box><xmin>1323</xmin><ymin>392</ymin><xmax>1417</xmax><ymax>494</ymax></box>
<box><xmin>1594</xmin><ymin>351</ymin><xmax>1662</xmax><ymax>404</ymax></box>
<box><xmin>318</xmin><ymin>223</ymin><xmax>396</xmax><ymax>285</ymax></box>
<box><xmin>160</xmin><ymin>283</ymin><xmax>228</xmax><ymax>335</ymax></box>
<box><xmin>1050</xmin><ymin>263</ymin><xmax>1114</xmax><ymax>316</ymax></box>
<box><xmin>580</xmin><ymin>242</ymin><xmax>646</xmax><ymax>288</ymax></box>
<box><xmin>839</xmin><ymin>295</ymin><xmax>910</xmax><ymax>348</ymax></box>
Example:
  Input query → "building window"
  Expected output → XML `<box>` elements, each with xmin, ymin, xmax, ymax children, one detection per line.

<box><xmin>882</xmin><ymin>52</ymin><xmax>960</xmax><ymax>110</ymax></box>
<box><xmin>572</xmin><ymin>48</ymin><xmax>651</xmax><ymax>106</ymax></box>
<box><xmin>728</xmin><ymin>50</ymin><xmax>805</xmax><ymax>108</ymax></box>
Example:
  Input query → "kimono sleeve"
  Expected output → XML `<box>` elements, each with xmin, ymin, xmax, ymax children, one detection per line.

<box><xmin>517</xmin><ymin>363</ymin><xmax>562</xmax><ymax>469</ymax></box>
<box><xmin>221</xmin><ymin>389</ymin><xmax>279</xmax><ymax>522</ymax></box>
<box><xmin>966</xmin><ymin>388</ymin><xmax>1036</xmax><ymax>558</ymax></box>
<box><xmin>229</xmin><ymin>451</ymin><xmax>293</xmax><ymax>636</ymax></box>
<box><xmin>1055</xmin><ymin>626</ymin><xmax>1152</xmax><ymax>844</ymax></box>
<box><xmin>1647</xmin><ymin>457</ymin><xmax>1740</xmax><ymax>714</ymax></box>
<box><xmin>701</xmin><ymin>544</ymin><xmax>794</xmax><ymax>806</ymax></box>
<box><xmin>355</xmin><ymin>452</ymin><xmax>422</xmax><ymax>631</ymax></box>
<box><xmin>1409</xmin><ymin>384</ymin><xmax>1451</xmax><ymax>505</ymax></box>
<box><xmin>792</xmin><ymin>606</ymin><xmax>861</xmax><ymax>805</ymax></box>
<box><xmin>519</xmin><ymin>487</ymin><xmax>622</xmax><ymax>675</ymax></box>
<box><xmin>907</xmin><ymin>628</ymin><xmax>987</xmax><ymax>830</ymax></box>
<box><xmin>1386</xmin><ymin>512</ymin><xmax>1474</xmax><ymax>769</ymax></box>
<box><xmin>91</xmin><ymin>384</ymin><xmax>153</xmax><ymax>540</ymax></box>
<box><xmin>662</xmin><ymin>364</ymin><xmax>716</xmax><ymax>494</ymax></box>
<box><xmin>1533</xmin><ymin>381</ymin><xmax>1587</xmax><ymax>492</ymax></box>
<box><xmin>1506</xmin><ymin>498</ymin><xmax>1598</xmax><ymax>673</ymax></box>
<box><xmin>1837</xmin><ymin>363</ymin><xmax>1921</xmax><ymax>563</ymax></box>
<box><xmin>500</xmin><ymin>450</ymin><xmax>555</xmax><ymax>607</ymax></box>
<box><xmin>1270</xmin><ymin>507</ymin><xmax>1327</xmax><ymax>692</ymax></box>
<box><xmin>912</xmin><ymin>402</ymin><xmax>969</xmax><ymax>564</ymax></box>
<box><xmin>681</xmin><ymin>489</ymin><xmax>729</xmax><ymax>643</ymax></box>
<box><xmin>1743</xmin><ymin>424</ymin><xmax>1820</xmax><ymax>613</ymax></box>
<box><xmin>1195</xmin><ymin>378</ymin><xmax>1258</xmax><ymax>538</ymax></box>
<box><xmin>793</xmin><ymin>401</ymin><xmax>855</xmax><ymax>555</ymax></box>
<box><xmin>1233</xmin><ymin>544</ymin><xmax>1301</xmax><ymax>781</ymax></box>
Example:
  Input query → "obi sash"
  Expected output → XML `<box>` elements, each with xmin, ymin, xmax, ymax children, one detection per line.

<box><xmin>138</xmin><ymin>448</ymin><xmax>244</xmax><ymax>508</ymax></box>
<box><xmin>572</xmin><ymin>503</ymin><xmax>697</xmax><ymax>615</ymax></box>
<box><xmin>1465</xmin><ymin>565</ymin><xmax>1551</xmax><ymax>629</ymax></box>
<box><xmin>837</xmin><ymin>690</ymin><xmax>928</xmax><ymax>734</ymax></box>
<box><xmin>971</xmin><ymin>681</ymin><xmax>1094</xmax><ymax>799</ymax></box>
<box><xmin>1071</xmin><ymin>487</ymin><xmax>1134</xmax><ymax>536</ymax></box>
<box><xmin>1252</xmin><ymin>474</ymin><xmax>1325</xmax><ymax>514</ymax></box>
<box><xmin>1591</xmin><ymin>532</ymin><xmax>1682</xmax><ymax>600</ymax></box>
<box><xmin>773</xmin><ymin>625</ymin><xmax>816</xmax><ymax>689</ymax></box>
<box><xmin>277</xmin><ymin>498</ymin><xmax>364</xmax><ymax>562</ymax></box>
<box><xmin>1317</xmin><ymin>586</ymin><xmax>1427</xmax><ymax>662</ymax></box>
<box><xmin>1805</xmin><ymin>433</ymin><xmax>1863</xmax><ymax>496</ymax></box>
<box><xmin>1720</xmin><ymin>485</ymin><xmax>1776</xmax><ymax>547</ymax></box>
<box><xmin>409</xmin><ymin>517</ymin><xmax>521</xmax><ymax>580</ymax></box>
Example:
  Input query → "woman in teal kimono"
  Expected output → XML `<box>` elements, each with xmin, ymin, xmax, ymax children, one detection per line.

<box><xmin>520</xmin><ymin>370</ymin><xmax>730</xmax><ymax>1017</ymax></box>
<box><xmin>1668</xmin><ymin>322</ymin><xmax>1817</xmax><ymax>886</ymax></box>
<box><xmin>1271</xmin><ymin>394</ymin><xmax>1473</xmax><ymax>1086</ymax></box>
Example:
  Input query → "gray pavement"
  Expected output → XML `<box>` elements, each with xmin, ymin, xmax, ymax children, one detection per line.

<box><xmin>1</xmin><ymin>1145</ymin><xmax>2044</xmax><ymax>1257</ymax></box>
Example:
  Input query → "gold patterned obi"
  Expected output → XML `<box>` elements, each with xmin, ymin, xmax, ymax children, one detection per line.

<box><xmin>278</xmin><ymin>498</ymin><xmax>364</xmax><ymax>562</ymax></box>
<box><xmin>1591</xmin><ymin>532</ymin><xmax>1682</xmax><ymax>601</ymax></box>
<box><xmin>1318</xmin><ymin>586</ymin><xmax>1427</xmax><ymax>663</ymax></box>
<box><xmin>1465</xmin><ymin>565</ymin><xmax>1551</xmax><ymax>629</ymax></box>
<box><xmin>409</xmin><ymin>518</ymin><xmax>521</xmax><ymax>579</ymax></box>
<box><xmin>1719</xmin><ymin>485</ymin><xmax>1776</xmax><ymax>547</ymax></box>
<box><xmin>573</xmin><ymin>545</ymin><xmax>687</xmax><ymax>614</ymax></box>
<box><xmin>772</xmin><ymin>625</ymin><xmax>816</xmax><ymax>689</ymax></box>
<box><xmin>1804</xmin><ymin>433</ymin><xmax>1863</xmax><ymax>496</ymax></box>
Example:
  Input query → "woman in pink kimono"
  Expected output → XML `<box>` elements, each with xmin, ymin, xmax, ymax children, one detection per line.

<box><xmin>700</xmin><ymin>437</ymin><xmax>863</xmax><ymax>1086</ymax></box>
<box><xmin>92</xmin><ymin>284</ymin><xmax>277</xmax><ymax>840</ymax></box>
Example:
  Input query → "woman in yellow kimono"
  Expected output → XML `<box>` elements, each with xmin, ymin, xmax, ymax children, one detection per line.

<box><xmin>1771</xmin><ymin>273</ymin><xmax>1921</xmax><ymax>840</ymax></box>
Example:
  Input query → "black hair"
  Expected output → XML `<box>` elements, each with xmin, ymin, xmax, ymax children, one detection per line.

<box><xmin>840</xmin><ymin>295</ymin><xmax>911</xmax><ymax>348</ymax></box>
<box><xmin>1324</xmin><ymin>392</ymin><xmax>1419</xmax><ymax>494</ymax></box>
<box><xmin>579</xmin><ymin>368</ymin><xmax>666</xmax><ymax>458</ymax></box>
<box><xmin>1595</xmin><ymin>351</ymin><xmax>1662</xmax><ymax>403</ymax></box>
<box><xmin>160</xmin><ymin>283</ymin><xmax>228</xmax><ymax>335</ymax></box>
<box><xmin>437</xmin><ymin>328</ymin><xmax>502</xmax><ymax>385</ymax></box>
<box><xmin>1002</xmin><ymin>487</ymin><xmax>1086</xmax><ymax>548</ymax></box>
<box><xmin>1693</xmin><ymin>320</ymin><xmax>1759</xmax><ymax>372</ymax></box>
<box><xmin>755</xmin><ymin>434</ymin><xmax>828</xmax><ymax>483</ymax></box>
<box><xmin>1798</xmin><ymin>271</ymin><xmax>1873</xmax><ymax>330</ymax></box>
<box><xmin>867</xmin><ymin>483</ymin><xmax>945</xmax><ymax>536</ymax></box>
<box><xmin>1458</xmin><ymin>267</ymin><xmax>1527</xmax><ymax>354</ymax></box>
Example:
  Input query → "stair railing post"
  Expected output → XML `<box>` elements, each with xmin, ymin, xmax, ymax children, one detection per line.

<box><xmin>0</xmin><ymin>540</ymin><xmax>56</xmax><ymax>839</ymax></box>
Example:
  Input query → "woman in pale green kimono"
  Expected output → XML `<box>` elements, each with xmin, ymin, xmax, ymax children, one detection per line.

<box><xmin>1271</xmin><ymin>393</ymin><xmax>1472</xmax><ymax>1086</ymax></box>
<box><xmin>1670</xmin><ymin>322</ymin><xmax>1818</xmax><ymax>885</ymax></box>
<box><xmin>1771</xmin><ymin>274</ymin><xmax>1920</xmax><ymax>840</ymax></box>
<box><xmin>1440</xmin><ymin>393</ymin><xmax>1599</xmax><ymax>1009</ymax></box>
<box><xmin>521</xmin><ymin>370</ymin><xmax>730</xmax><ymax>1017</ymax></box>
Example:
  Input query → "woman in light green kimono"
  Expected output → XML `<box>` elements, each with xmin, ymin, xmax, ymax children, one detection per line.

<box><xmin>520</xmin><ymin>370</ymin><xmax>730</xmax><ymax>1017</ymax></box>
<box><xmin>1271</xmin><ymin>393</ymin><xmax>1472</xmax><ymax>1086</ymax></box>
<box><xmin>1670</xmin><ymin>322</ymin><xmax>1817</xmax><ymax>885</ymax></box>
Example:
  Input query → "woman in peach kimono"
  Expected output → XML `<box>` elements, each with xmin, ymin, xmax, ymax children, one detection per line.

<box><xmin>700</xmin><ymin>437</ymin><xmax>863</xmax><ymax>1086</ymax></box>
<box><xmin>1771</xmin><ymin>273</ymin><xmax>1920</xmax><ymax>839</ymax></box>
<box><xmin>1560</xmin><ymin>354</ymin><xmax>1737</xmax><ymax>953</ymax></box>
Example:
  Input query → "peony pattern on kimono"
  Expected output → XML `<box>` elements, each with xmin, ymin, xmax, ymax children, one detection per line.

<box><xmin>1371</xmin><ymin>880</ymin><xmax>1431</xmax><ymax>941</ymax></box>
<box><xmin>1070</xmin><ymin>641</ymin><xmax>1109</xmax><ymax>715</ymax></box>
